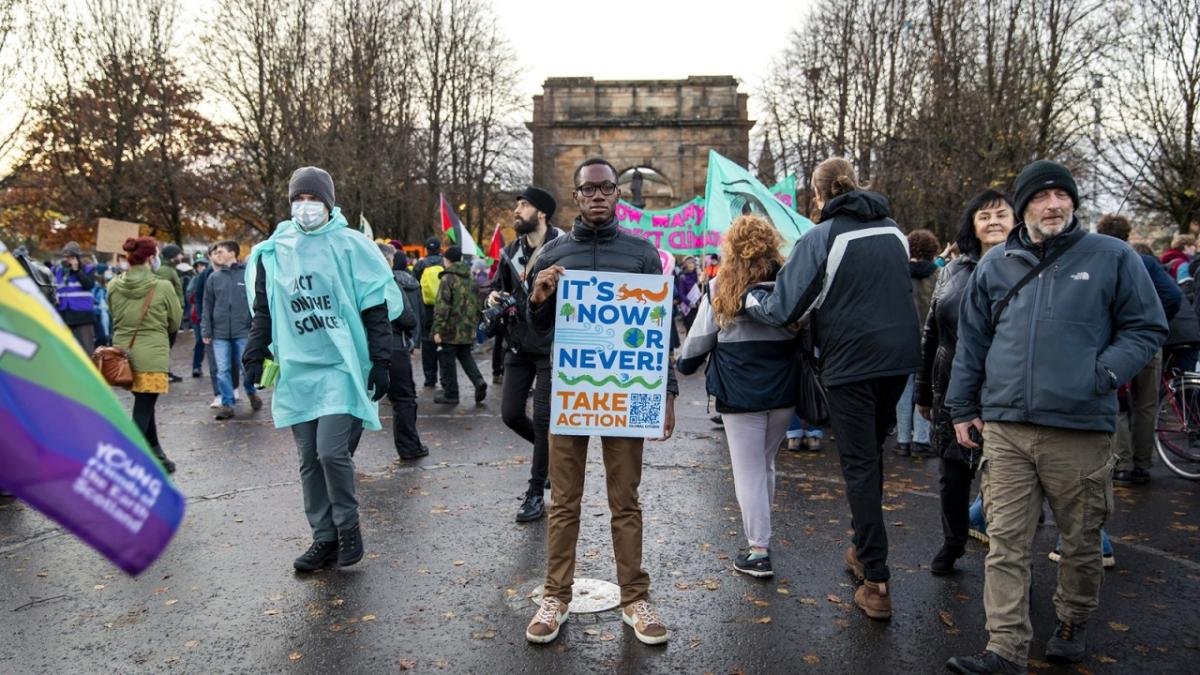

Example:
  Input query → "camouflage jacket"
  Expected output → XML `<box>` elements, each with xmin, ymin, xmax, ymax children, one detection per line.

<box><xmin>432</xmin><ymin>261</ymin><xmax>481</xmax><ymax>344</ymax></box>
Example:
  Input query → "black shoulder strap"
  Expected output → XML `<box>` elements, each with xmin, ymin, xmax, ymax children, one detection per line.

<box><xmin>990</xmin><ymin>235</ymin><xmax>1080</xmax><ymax>331</ymax></box>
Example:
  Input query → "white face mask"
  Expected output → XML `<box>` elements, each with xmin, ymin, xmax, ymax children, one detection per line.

<box><xmin>292</xmin><ymin>201</ymin><xmax>328</xmax><ymax>232</ymax></box>
<box><xmin>150</xmin><ymin>254</ymin><xmax>161</xmax><ymax>272</ymax></box>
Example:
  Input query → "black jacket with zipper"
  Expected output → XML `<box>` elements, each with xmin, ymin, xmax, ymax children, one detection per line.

<box><xmin>490</xmin><ymin>227</ymin><xmax>562</xmax><ymax>356</ymax></box>
<box><xmin>528</xmin><ymin>215</ymin><xmax>679</xmax><ymax>396</ymax></box>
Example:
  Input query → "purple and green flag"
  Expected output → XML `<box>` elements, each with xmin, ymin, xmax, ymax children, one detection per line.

<box><xmin>0</xmin><ymin>242</ymin><xmax>185</xmax><ymax>574</ymax></box>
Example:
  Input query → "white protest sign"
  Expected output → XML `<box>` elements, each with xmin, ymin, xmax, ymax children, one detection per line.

<box><xmin>550</xmin><ymin>270</ymin><xmax>673</xmax><ymax>438</ymax></box>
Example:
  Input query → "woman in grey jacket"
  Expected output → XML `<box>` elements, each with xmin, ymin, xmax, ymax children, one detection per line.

<box><xmin>678</xmin><ymin>215</ymin><xmax>797</xmax><ymax>578</ymax></box>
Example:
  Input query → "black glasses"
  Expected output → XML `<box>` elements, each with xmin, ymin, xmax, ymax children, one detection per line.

<box><xmin>576</xmin><ymin>182</ymin><xmax>617</xmax><ymax>197</ymax></box>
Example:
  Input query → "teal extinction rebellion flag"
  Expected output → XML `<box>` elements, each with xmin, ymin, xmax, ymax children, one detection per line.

<box><xmin>702</xmin><ymin>150</ymin><xmax>813</xmax><ymax>252</ymax></box>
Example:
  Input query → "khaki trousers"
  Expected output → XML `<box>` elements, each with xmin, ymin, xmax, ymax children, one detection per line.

<box><xmin>980</xmin><ymin>422</ymin><xmax>1114</xmax><ymax>666</ymax></box>
<box><xmin>545</xmin><ymin>433</ymin><xmax>650</xmax><ymax>607</ymax></box>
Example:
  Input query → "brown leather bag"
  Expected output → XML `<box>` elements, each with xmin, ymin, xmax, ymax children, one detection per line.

<box><xmin>92</xmin><ymin>286</ymin><xmax>155</xmax><ymax>389</ymax></box>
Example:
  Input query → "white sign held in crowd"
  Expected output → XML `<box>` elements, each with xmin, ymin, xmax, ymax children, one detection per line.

<box><xmin>550</xmin><ymin>270</ymin><xmax>673</xmax><ymax>438</ymax></box>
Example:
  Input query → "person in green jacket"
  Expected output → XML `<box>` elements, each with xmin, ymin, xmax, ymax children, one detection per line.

<box><xmin>155</xmin><ymin>243</ymin><xmax>186</xmax><ymax>383</ymax></box>
<box><xmin>432</xmin><ymin>245</ymin><xmax>486</xmax><ymax>405</ymax></box>
<box><xmin>109</xmin><ymin>236</ymin><xmax>183</xmax><ymax>473</ymax></box>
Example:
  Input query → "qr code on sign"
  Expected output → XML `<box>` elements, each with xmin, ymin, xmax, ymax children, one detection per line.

<box><xmin>628</xmin><ymin>393</ymin><xmax>662</xmax><ymax>428</ymax></box>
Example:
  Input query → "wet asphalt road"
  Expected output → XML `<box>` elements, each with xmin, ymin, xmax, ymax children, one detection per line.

<box><xmin>2</xmin><ymin>332</ymin><xmax>1199</xmax><ymax>674</ymax></box>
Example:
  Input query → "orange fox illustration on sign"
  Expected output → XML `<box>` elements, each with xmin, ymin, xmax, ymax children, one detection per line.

<box><xmin>616</xmin><ymin>282</ymin><xmax>670</xmax><ymax>304</ymax></box>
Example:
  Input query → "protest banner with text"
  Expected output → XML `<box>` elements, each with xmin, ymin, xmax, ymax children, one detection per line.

<box><xmin>550</xmin><ymin>270</ymin><xmax>673</xmax><ymax>438</ymax></box>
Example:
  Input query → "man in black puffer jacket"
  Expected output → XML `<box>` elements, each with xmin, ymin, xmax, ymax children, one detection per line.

<box><xmin>744</xmin><ymin>158</ymin><xmax>919</xmax><ymax>621</ymax></box>
<box><xmin>522</xmin><ymin>158</ymin><xmax>677</xmax><ymax>647</ymax></box>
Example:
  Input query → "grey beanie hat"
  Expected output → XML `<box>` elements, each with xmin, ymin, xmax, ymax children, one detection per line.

<box><xmin>288</xmin><ymin>166</ymin><xmax>336</xmax><ymax>212</ymax></box>
<box><xmin>61</xmin><ymin>241</ymin><xmax>83</xmax><ymax>257</ymax></box>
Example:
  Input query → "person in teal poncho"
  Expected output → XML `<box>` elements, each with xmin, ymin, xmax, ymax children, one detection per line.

<box><xmin>243</xmin><ymin>166</ymin><xmax>403</xmax><ymax>572</ymax></box>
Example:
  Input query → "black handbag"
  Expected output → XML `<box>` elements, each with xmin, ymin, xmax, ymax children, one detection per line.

<box><xmin>795</xmin><ymin>328</ymin><xmax>831</xmax><ymax>426</ymax></box>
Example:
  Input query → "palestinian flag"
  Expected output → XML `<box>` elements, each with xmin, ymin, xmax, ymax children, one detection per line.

<box><xmin>486</xmin><ymin>224</ymin><xmax>504</xmax><ymax>280</ymax></box>
<box><xmin>438</xmin><ymin>194</ymin><xmax>480</xmax><ymax>257</ymax></box>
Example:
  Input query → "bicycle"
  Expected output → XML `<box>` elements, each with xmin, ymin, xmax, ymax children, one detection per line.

<box><xmin>1154</xmin><ymin>364</ymin><xmax>1200</xmax><ymax>480</ymax></box>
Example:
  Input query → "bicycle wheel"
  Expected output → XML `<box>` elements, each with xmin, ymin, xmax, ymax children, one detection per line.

<box><xmin>1155</xmin><ymin>374</ymin><xmax>1200</xmax><ymax>479</ymax></box>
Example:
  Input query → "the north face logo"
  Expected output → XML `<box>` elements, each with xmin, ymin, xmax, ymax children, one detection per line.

<box><xmin>1071</xmin><ymin>272</ymin><xmax>1090</xmax><ymax>281</ymax></box>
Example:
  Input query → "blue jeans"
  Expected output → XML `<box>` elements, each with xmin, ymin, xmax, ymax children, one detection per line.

<box><xmin>786</xmin><ymin>414</ymin><xmax>824</xmax><ymax>440</ymax></box>
<box><xmin>213</xmin><ymin>337</ymin><xmax>255</xmax><ymax>406</ymax></box>
<box><xmin>895</xmin><ymin>374</ymin><xmax>930</xmax><ymax>445</ymax></box>
<box><xmin>192</xmin><ymin>323</ymin><xmax>206</xmax><ymax>371</ymax></box>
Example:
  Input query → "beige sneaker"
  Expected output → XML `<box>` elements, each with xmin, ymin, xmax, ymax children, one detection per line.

<box><xmin>622</xmin><ymin>600</ymin><xmax>669</xmax><ymax>645</ymax></box>
<box><xmin>526</xmin><ymin>597</ymin><xmax>569</xmax><ymax>644</ymax></box>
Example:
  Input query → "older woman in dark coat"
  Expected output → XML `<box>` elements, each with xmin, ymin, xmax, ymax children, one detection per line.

<box><xmin>915</xmin><ymin>189</ymin><xmax>1015</xmax><ymax>574</ymax></box>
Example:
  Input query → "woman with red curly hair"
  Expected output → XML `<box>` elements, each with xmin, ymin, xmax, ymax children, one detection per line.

<box><xmin>108</xmin><ymin>237</ymin><xmax>183</xmax><ymax>473</ymax></box>
<box><xmin>677</xmin><ymin>214</ymin><xmax>798</xmax><ymax>579</ymax></box>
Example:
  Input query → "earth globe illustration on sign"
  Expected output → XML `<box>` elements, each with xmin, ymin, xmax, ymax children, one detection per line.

<box><xmin>623</xmin><ymin>328</ymin><xmax>646</xmax><ymax>349</ymax></box>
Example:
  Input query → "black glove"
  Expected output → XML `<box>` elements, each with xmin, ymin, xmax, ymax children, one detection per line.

<box><xmin>367</xmin><ymin>362</ymin><xmax>390</xmax><ymax>402</ymax></box>
<box><xmin>244</xmin><ymin>359</ymin><xmax>264</xmax><ymax>388</ymax></box>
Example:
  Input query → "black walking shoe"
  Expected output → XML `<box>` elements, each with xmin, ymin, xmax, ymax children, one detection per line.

<box><xmin>191</xmin><ymin>368</ymin><xmax>202</xmax><ymax>378</ymax></box>
<box><xmin>398</xmin><ymin>445</ymin><xmax>430</xmax><ymax>460</ymax></box>
<box><xmin>168</xmin><ymin>372</ymin><xmax>183</xmax><ymax>383</ymax></box>
<box><xmin>1112</xmin><ymin>469</ymin><xmax>1134</xmax><ymax>484</ymax></box>
<box><xmin>433</xmin><ymin>394</ymin><xmax>459</xmax><ymax>405</ymax></box>
<box><xmin>1131</xmin><ymin>467</ymin><xmax>1151</xmax><ymax>484</ymax></box>
<box><xmin>912</xmin><ymin>442</ymin><xmax>935</xmax><ymax>457</ymax></box>
<box><xmin>1045</xmin><ymin>620</ymin><xmax>1087</xmax><ymax>663</ymax></box>
<box><xmin>474</xmin><ymin>381</ymin><xmax>487</xmax><ymax>403</ymax></box>
<box><xmin>152</xmin><ymin>446</ymin><xmax>176</xmax><ymax>474</ymax></box>
<box><xmin>337</xmin><ymin>524</ymin><xmax>364</xmax><ymax>567</ymax></box>
<box><xmin>516</xmin><ymin>492</ymin><xmax>545</xmax><ymax>522</ymax></box>
<box><xmin>733</xmin><ymin>551</ymin><xmax>774</xmax><ymax>578</ymax></box>
<box><xmin>293</xmin><ymin>539</ymin><xmax>338</xmax><ymax>572</ymax></box>
<box><xmin>893</xmin><ymin>443</ymin><xmax>911</xmax><ymax>457</ymax></box>
<box><xmin>945</xmin><ymin>650</ymin><xmax>1022</xmax><ymax>674</ymax></box>
<box><xmin>931</xmin><ymin>544</ymin><xmax>965</xmax><ymax>575</ymax></box>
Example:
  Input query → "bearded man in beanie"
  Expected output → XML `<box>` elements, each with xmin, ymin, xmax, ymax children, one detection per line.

<box><xmin>489</xmin><ymin>186</ymin><xmax>564</xmax><ymax>522</ymax></box>
<box><xmin>944</xmin><ymin>160</ymin><xmax>1168</xmax><ymax>674</ymax></box>
<box><xmin>243</xmin><ymin>166</ymin><xmax>403</xmax><ymax>572</ymax></box>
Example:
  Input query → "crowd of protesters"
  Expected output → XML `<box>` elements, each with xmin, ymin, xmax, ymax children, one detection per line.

<box><xmin>28</xmin><ymin>152</ymin><xmax>1199</xmax><ymax>671</ymax></box>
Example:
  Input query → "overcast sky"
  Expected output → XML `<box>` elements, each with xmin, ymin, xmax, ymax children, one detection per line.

<box><xmin>491</xmin><ymin>0</ymin><xmax>809</xmax><ymax>117</ymax></box>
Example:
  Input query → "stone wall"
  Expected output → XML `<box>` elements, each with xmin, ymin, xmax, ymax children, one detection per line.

<box><xmin>528</xmin><ymin>76</ymin><xmax>753</xmax><ymax>216</ymax></box>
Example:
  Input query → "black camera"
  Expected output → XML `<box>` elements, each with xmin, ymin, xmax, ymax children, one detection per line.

<box><xmin>479</xmin><ymin>292</ymin><xmax>519</xmax><ymax>337</ymax></box>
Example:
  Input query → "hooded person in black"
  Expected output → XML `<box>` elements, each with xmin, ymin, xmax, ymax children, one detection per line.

<box><xmin>744</xmin><ymin>157</ymin><xmax>919</xmax><ymax>621</ymax></box>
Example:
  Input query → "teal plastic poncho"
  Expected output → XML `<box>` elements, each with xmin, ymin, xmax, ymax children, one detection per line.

<box><xmin>246</xmin><ymin>208</ymin><xmax>403</xmax><ymax>430</ymax></box>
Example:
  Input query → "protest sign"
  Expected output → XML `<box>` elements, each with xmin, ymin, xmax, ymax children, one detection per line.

<box><xmin>614</xmin><ymin>177</ymin><xmax>801</xmax><ymax>256</ymax></box>
<box><xmin>95</xmin><ymin>218</ymin><xmax>142</xmax><ymax>253</ymax></box>
<box><xmin>550</xmin><ymin>270</ymin><xmax>673</xmax><ymax>438</ymax></box>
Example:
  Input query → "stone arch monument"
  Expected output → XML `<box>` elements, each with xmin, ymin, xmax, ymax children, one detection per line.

<box><xmin>528</xmin><ymin>76</ymin><xmax>752</xmax><ymax>216</ymax></box>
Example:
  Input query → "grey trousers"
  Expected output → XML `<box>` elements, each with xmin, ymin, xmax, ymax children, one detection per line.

<box><xmin>291</xmin><ymin>414</ymin><xmax>360</xmax><ymax>542</ymax></box>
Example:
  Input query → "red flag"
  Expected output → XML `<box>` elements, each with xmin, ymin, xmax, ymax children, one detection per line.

<box><xmin>487</xmin><ymin>224</ymin><xmax>504</xmax><ymax>280</ymax></box>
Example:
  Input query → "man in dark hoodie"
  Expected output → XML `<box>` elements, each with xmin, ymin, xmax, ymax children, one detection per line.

<box><xmin>378</xmin><ymin>243</ymin><xmax>429</xmax><ymax>459</ymax></box>
<box><xmin>945</xmin><ymin>161</ymin><xmax>1168</xmax><ymax>674</ymax></box>
<box><xmin>431</xmin><ymin>245</ymin><xmax>486</xmax><ymax>405</ymax></box>
<box><xmin>744</xmin><ymin>157</ymin><xmax>920</xmax><ymax>621</ymax></box>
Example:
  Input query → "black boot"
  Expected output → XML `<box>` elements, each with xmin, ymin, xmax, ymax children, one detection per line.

<box><xmin>293</xmin><ymin>539</ymin><xmax>338</xmax><ymax>572</ymax></box>
<box><xmin>516</xmin><ymin>491</ymin><xmax>545</xmax><ymax>523</ymax></box>
<box><xmin>152</xmin><ymin>446</ymin><xmax>176</xmax><ymax>474</ymax></box>
<box><xmin>945</xmin><ymin>651</ymin><xmax>1022</xmax><ymax>674</ymax></box>
<box><xmin>338</xmin><ymin>524</ymin><xmax>364</xmax><ymax>567</ymax></box>
<box><xmin>398</xmin><ymin>445</ymin><xmax>430</xmax><ymax>460</ymax></box>
<box><xmin>931</xmin><ymin>544</ymin><xmax>965</xmax><ymax>575</ymax></box>
<box><xmin>474</xmin><ymin>381</ymin><xmax>488</xmax><ymax>403</ymax></box>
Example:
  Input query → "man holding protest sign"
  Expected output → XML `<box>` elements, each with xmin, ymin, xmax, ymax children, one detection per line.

<box><xmin>523</xmin><ymin>158</ymin><xmax>677</xmax><ymax>646</ymax></box>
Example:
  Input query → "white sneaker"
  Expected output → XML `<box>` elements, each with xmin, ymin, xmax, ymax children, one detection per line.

<box><xmin>209</xmin><ymin>396</ymin><xmax>222</xmax><ymax>409</ymax></box>
<box><xmin>234</xmin><ymin>389</ymin><xmax>241</xmax><ymax>402</ymax></box>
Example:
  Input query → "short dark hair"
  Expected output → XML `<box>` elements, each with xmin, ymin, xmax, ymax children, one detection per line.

<box><xmin>215</xmin><ymin>240</ymin><xmax>240</xmax><ymax>257</ymax></box>
<box><xmin>1133</xmin><ymin>243</ymin><xmax>1154</xmax><ymax>256</ymax></box>
<box><xmin>1096</xmin><ymin>214</ymin><xmax>1132</xmax><ymax>241</ymax></box>
<box><xmin>956</xmin><ymin>189</ymin><xmax>1014</xmax><ymax>258</ymax></box>
<box><xmin>907</xmin><ymin>229</ymin><xmax>940</xmax><ymax>261</ymax></box>
<box><xmin>573</xmin><ymin>157</ymin><xmax>618</xmax><ymax>187</ymax></box>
